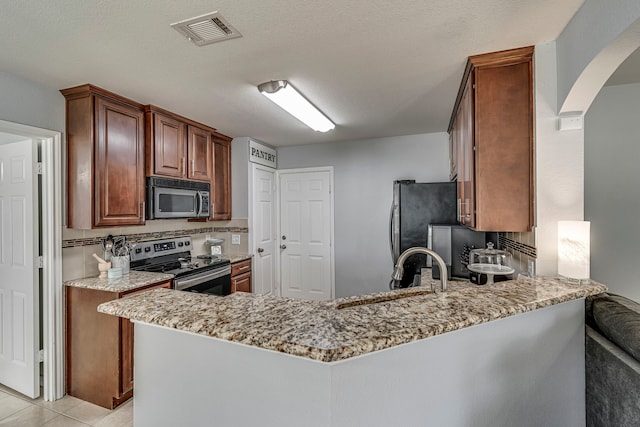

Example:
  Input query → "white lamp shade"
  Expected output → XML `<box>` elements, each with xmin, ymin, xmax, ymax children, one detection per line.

<box><xmin>557</xmin><ymin>220</ymin><xmax>590</xmax><ymax>280</ymax></box>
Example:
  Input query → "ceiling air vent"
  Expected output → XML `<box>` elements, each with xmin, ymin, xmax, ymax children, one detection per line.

<box><xmin>171</xmin><ymin>12</ymin><xmax>242</xmax><ymax>46</ymax></box>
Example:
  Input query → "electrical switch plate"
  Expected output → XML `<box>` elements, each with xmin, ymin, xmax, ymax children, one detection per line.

<box><xmin>558</xmin><ymin>113</ymin><xmax>583</xmax><ymax>131</ymax></box>
<box><xmin>232</xmin><ymin>234</ymin><xmax>241</xmax><ymax>245</ymax></box>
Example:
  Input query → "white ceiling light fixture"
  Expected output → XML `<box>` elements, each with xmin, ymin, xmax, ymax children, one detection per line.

<box><xmin>257</xmin><ymin>80</ymin><xmax>335</xmax><ymax>132</ymax></box>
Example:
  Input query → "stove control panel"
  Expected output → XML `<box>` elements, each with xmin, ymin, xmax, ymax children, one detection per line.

<box><xmin>130</xmin><ymin>236</ymin><xmax>193</xmax><ymax>262</ymax></box>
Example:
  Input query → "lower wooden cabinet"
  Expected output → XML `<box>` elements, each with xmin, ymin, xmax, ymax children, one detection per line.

<box><xmin>65</xmin><ymin>279</ymin><xmax>171</xmax><ymax>409</ymax></box>
<box><xmin>230</xmin><ymin>259</ymin><xmax>252</xmax><ymax>293</ymax></box>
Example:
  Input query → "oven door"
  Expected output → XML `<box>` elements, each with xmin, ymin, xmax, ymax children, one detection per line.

<box><xmin>174</xmin><ymin>265</ymin><xmax>231</xmax><ymax>295</ymax></box>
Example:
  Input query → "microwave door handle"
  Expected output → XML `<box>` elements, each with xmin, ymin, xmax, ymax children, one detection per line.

<box><xmin>196</xmin><ymin>191</ymin><xmax>204</xmax><ymax>216</ymax></box>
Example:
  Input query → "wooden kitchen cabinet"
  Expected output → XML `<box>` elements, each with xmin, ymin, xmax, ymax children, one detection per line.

<box><xmin>65</xmin><ymin>279</ymin><xmax>171</xmax><ymax>409</ymax></box>
<box><xmin>145</xmin><ymin>105</ymin><xmax>213</xmax><ymax>183</ymax></box>
<box><xmin>230</xmin><ymin>259</ymin><xmax>252</xmax><ymax>293</ymax></box>
<box><xmin>448</xmin><ymin>46</ymin><xmax>534</xmax><ymax>232</ymax></box>
<box><xmin>61</xmin><ymin>85</ymin><xmax>146</xmax><ymax>229</ymax></box>
<box><xmin>212</xmin><ymin>133</ymin><xmax>232</xmax><ymax>220</ymax></box>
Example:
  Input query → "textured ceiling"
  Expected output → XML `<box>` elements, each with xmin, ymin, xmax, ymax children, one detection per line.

<box><xmin>0</xmin><ymin>0</ymin><xmax>586</xmax><ymax>146</ymax></box>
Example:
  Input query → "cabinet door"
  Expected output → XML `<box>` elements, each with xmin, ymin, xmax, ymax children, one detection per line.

<box><xmin>455</xmin><ymin>76</ymin><xmax>475</xmax><ymax>228</ymax></box>
<box><xmin>152</xmin><ymin>113</ymin><xmax>186</xmax><ymax>178</ymax></box>
<box><xmin>213</xmin><ymin>139</ymin><xmax>231</xmax><ymax>220</ymax></box>
<box><xmin>460</xmin><ymin>76</ymin><xmax>475</xmax><ymax>228</ymax></box>
<box><xmin>232</xmin><ymin>272</ymin><xmax>252</xmax><ymax>293</ymax></box>
<box><xmin>120</xmin><ymin>280</ymin><xmax>171</xmax><ymax>397</ymax></box>
<box><xmin>187</xmin><ymin>126</ymin><xmax>212</xmax><ymax>182</ymax></box>
<box><xmin>94</xmin><ymin>96</ymin><xmax>145</xmax><ymax>227</ymax></box>
<box><xmin>475</xmin><ymin>60</ymin><xmax>532</xmax><ymax>231</ymax></box>
<box><xmin>448</xmin><ymin>128</ymin><xmax>457</xmax><ymax>182</ymax></box>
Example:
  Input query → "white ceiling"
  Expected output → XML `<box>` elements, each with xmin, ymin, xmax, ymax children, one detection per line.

<box><xmin>0</xmin><ymin>0</ymin><xmax>586</xmax><ymax>147</ymax></box>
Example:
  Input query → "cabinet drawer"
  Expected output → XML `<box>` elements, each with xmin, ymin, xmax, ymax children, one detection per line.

<box><xmin>231</xmin><ymin>259</ymin><xmax>252</xmax><ymax>277</ymax></box>
<box><xmin>232</xmin><ymin>272</ymin><xmax>252</xmax><ymax>293</ymax></box>
<box><xmin>121</xmin><ymin>279</ymin><xmax>172</xmax><ymax>298</ymax></box>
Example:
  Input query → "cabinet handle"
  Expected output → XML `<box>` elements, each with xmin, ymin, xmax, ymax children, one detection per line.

<box><xmin>238</xmin><ymin>264</ymin><xmax>250</xmax><ymax>271</ymax></box>
<box><xmin>140</xmin><ymin>202</ymin><xmax>145</xmax><ymax>217</ymax></box>
<box><xmin>191</xmin><ymin>159</ymin><xmax>195</xmax><ymax>174</ymax></box>
<box><xmin>182</xmin><ymin>158</ymin><xmax>186</xmax><ymax>176</ymax></box>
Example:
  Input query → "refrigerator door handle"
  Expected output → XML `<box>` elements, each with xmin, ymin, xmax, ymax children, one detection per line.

<box><xmin>389</xmin><ymin>202</ymin><xmax>395</xmax><ymax>264</ymax></box>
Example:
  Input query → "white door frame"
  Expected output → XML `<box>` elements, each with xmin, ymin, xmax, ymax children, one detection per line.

<box><xmin>276</xmin><ymin>167</ymin><xmax>335</xmax><ymax>299</ymax></box>
<box><xmin>0</xmin><ymin>120</ymin><xmax>63</xmax><ymax>401</ymax></box>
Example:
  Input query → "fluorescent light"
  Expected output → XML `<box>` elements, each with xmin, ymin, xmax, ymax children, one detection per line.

<box><xmin>258</xmin><ymin>80</ymin><xmax>335</xmax><ymax>132</ymax></box>
<box><xmin>557</xmin><ymin>220</ymin><xmax>590</xmax><ymax>282</ymax></box>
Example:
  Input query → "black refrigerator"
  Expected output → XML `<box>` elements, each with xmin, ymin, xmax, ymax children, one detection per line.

<box><xmin>389</xmin><ymin>180</ymin><xmax>457</xmax><ymax>287</ymax></box>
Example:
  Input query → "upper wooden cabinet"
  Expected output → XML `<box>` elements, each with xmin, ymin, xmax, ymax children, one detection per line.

<box><xmin>61</xmin><ymin>84</ymin><xmax>146</xmax><ymax>229</ymax></box>
<box><xmin>145</xmin><ymin>105</ymin><xmax>213</xmax><ymax>183</ymax></box>
<box><xmin>448</xmin><ymin>46</ymin><xmax>534</xmax><ymax>232</ymax></box>
<box><xmin>212</xmin><ymin>133</ymin><xmax>232</xmax><ymax>220</ymax></box>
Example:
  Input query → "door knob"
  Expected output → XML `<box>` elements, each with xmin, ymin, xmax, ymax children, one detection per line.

<box><xmin>257</xmin><ymin>248</ymin><xmax>264</xmax><ymax>253</ymax></box>
<box><xmin>282</xmin><ymin>235</ymin><xmax>287</xmax><ymax>240</ymax></box>
<box><xmin>280</xmin><ymin>244</ymin><xmax>287</xmax><ymax>250</ymax></box>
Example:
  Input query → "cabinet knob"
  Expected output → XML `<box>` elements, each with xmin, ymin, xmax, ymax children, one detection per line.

<box><xmin>280</xmin><ymin>244</ymin><xmax>287</xmax><ymax>250</ymax></box>
<box><xmin>257</xmin><ymin>248</ymin><xmax>264</xmax><ymax>253</ymax></box>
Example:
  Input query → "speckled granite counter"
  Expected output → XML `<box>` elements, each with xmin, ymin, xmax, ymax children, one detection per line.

<box><xmin>223</xmin><ymin>253</ymin><xmax>253</xmax><ymax>263</ymax></box>
<box><xmin>65</xmin><ymin>271</ymin><xmax>174</xmax><ymax>293</ymax></box>
<box><xmin>98</xmin><ymin>273</ymin><xmax>606</xmax><ymax>362</ymax></box>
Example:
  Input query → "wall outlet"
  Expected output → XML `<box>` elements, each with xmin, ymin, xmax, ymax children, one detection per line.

<box><xmin>231</xmin><ymin>234</ymin><xmax>241</xmax><ymax>245</ymax></box>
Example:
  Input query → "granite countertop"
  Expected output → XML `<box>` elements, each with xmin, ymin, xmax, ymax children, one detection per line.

<box><xmin>223</xmin><ymin>253</ymin><xmax>253</xmax><ymax>263</ymax></box>
<box><xmin>97</xmin><ymin>272</ymin><xmax>607</xmax><ymax>362</ymax></box>
<box><xmin>65</xmin><ymin>271</ymin><xmax>174</xmax><ymax>293</ymax></box>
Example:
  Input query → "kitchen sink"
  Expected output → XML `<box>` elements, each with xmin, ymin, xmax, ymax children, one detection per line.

<box><xmin>336</xmin><ymin>289</ymin><xmax>432</xmax><ymax>310</ymax></box>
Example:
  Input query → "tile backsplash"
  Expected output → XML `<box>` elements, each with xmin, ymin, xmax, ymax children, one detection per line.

<box><xmin>62</xmin><ymin>218</ymin><xmax>249</xmax><ymax>281</ymax></box>
<box><xmin>499</xmin><ymin>231</ymin><xmax>537</xmax><ymax>276</ymax></box>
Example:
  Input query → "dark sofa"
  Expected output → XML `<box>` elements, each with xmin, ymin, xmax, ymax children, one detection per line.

<box><xmin>585</xmin><ymin>293</ymin><xmax>640</xmax><ymax>427</ymax></box>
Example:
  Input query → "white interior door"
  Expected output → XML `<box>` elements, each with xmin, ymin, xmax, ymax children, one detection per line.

<box><xmin>279</xmin><ymin>168</ymin><xmax>334</xmax><ymax>301</ymax></box>
<box><xmin>0</xmin><ymin>139</ymin><xmax>39</xmax><ymax>398</ymax></box>
<box><xmin>251</xmin><ymin>165</ymin><xmax>276</xmax><ymax>295</ymax></box>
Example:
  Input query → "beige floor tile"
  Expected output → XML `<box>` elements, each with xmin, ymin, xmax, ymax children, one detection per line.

<box><xmin>0</xmin><ymin>395</ymin><xmax>31</xmax><ymax>419</ymax></box>
<box><xmin>42</xmin><ymin>414</ymin><xmax>91</xmax><ymax>427</ymax></box>
<box><xmin>62</xmin><ymin>401</ymin><xmax>111</xmax><ymax>425</ymax></box>
<box><xmin>37</xmin><ymin>394</ymin><xmax>84</xmax><ymax>414</ymax></box>
<box><xmin>94</xmin><ymin>401</ymin><xmax>133</xmax><ymax>427</ymax></box>
<box><xmin>0</xmin><ymin>404</ymin><xmax>58</xmax><ymax>426</ymax></box>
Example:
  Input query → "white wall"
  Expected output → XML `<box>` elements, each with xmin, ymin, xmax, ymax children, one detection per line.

<box><xmin>585</xmin><ymin>82</ymin><xmax>640</xmax><ymax>301</ymax></box>
<box><xmin>534</xmin><ymin>42</ymin><xmax>585</xmax><ymax>276</ymax></box>
<box><xmin>0</xmin><ymin>71</ymin><xmax>64</xmax><ymax>133</ymax></box>
<box><xmin>277</xmin><ymin>133</ymin><xmax>449</xmax><ymax>297</ymax></box>
<box><xmin>556</xmin><ymin>0</ymin><xmax>640</xmax><ymax>113</ymax></box>
<box><xmin>231</xmin><ymin>137</ymin><xmax>250</xmax><ymax>218</ymax></box>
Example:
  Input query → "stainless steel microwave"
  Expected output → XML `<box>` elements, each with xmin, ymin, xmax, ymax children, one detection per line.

<box><xmin>146</xmin><ymin>177</ymin><xmax>210</xmax><ymax>219</ymax></box>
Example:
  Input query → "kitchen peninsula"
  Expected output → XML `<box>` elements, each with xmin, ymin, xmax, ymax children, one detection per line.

<box><xmin>99</xmin><ymin>274</ymin><xmax>606</xmax><ymax>427</ymax></box>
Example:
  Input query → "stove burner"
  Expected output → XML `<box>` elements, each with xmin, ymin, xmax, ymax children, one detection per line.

<box><xmin>178</xmin><ymin>257</ymin><xmax>199</xmax><ymax>269</ymax></box>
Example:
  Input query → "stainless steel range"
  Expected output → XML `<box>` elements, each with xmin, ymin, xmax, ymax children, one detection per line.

<box><xmin>130</xmin><ymin>236</ymin><xmax>231</xmax><ymax>295</ymax></box>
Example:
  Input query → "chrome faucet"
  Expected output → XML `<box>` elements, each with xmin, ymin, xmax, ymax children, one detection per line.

<box><xmin>392</xmin><ymin>247</ymin><xmax>448</xmax><ymax>292</ymax></box>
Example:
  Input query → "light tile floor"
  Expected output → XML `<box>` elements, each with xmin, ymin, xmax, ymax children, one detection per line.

<box><xmin>0</xmin><ymin>384</ymin><xmax>133</xmax><ymax>427</ymax></box>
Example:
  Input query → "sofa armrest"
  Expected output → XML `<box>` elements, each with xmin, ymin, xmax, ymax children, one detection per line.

<box><xmin>586</xmin><ymin>326</ymin><xmax>640</xmax><ymax>427</ymax></box>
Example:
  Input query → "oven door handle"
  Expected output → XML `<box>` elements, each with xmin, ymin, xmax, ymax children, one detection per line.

<box><xmin>174</xmin><ymin>265</ymin><xmax>231</xmax><ymax>291</ymax></box>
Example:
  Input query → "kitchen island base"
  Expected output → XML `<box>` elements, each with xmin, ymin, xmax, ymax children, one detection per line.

<box><xmin>133</xmin><ymin>299</ymin><xmax>585</xmax><ymax>427</ymax></box>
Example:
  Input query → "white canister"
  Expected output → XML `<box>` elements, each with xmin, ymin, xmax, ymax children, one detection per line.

<box><xmin>111</xmin><ymin>255</ymin><xmax>130</xmax><ymax>275</ymax></box>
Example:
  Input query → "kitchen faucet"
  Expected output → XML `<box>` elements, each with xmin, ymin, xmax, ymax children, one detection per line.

<box><xmin>392</xmin><ymin>247</ymin><xmax>448</xmax><ymax>292</ymax></box>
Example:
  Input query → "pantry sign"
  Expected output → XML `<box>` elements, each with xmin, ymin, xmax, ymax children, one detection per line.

<box><xmin>249</xmin><ymin>139</ymin><xmax>277</xmax><ymax>168</ymax></box>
